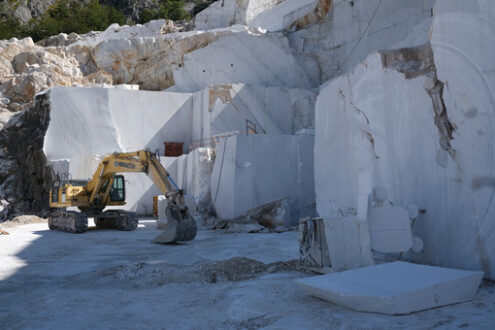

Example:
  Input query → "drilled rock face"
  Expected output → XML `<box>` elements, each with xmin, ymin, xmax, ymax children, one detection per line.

<box><xmin>0</xmin><ymin>93</ymin><xmax>52</xmax><ymax>220</ymax></box>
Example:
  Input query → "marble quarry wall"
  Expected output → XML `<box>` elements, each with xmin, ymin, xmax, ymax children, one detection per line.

<box><xmin>193</xmin><ymin>0</ymin><xmax>324</xmax><ymax>32</ymax></box>
<box><xmin>172</xmin><ymin>30</ymin><xmax>315</xmax><ymax>92</ymax></box>
<box><xmin>44</xmin><ymin>86</ymin><xmax>194</xmax><ymax>179</ymax></box>
<box><xmin>211</xmin><ymin>134</ymin><xmax>315</xmax><ymax>225</ymax></box>
<box><xmin>43</xmin><ymin>84</ymin><xmax>316</xmax><ymax>217</ymax></box>
<box><xmin>314</xmin><ymin>0</ymin><xmax>495</xmax><ymax>279</ymax></box>
<box><xmin>289</xmin><ymin>0</ymin><xmax>436</xmax><ymax>85</ymax></box>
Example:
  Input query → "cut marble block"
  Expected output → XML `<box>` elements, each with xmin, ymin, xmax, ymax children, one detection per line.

<box><xmin>368</xmin><ymin>206</ymin><xmax>413</xmax><ymax>253</ymax></box>
<box><xmin>323</xmin><ymin>217</ymin><xmax>374</xmax><ymax>271</ymax></box>
<box><xmin>296</xmin><ymin>261</ymin><xmax>484</xmax><ymax>315</ymax></box>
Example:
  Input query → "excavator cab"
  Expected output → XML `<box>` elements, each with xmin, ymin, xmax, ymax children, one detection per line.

<box><xmin>107</xmin><ymin>175</ymin><xmax>126</xmax><ymax>202</ymax></box>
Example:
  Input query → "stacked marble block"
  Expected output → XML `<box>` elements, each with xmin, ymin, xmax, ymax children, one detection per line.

<box><xmin>301</xmin><ymin>170</ymin><xmax>422</xmax><ymax>271</ymax></box>
<box><xmin>297</xmin><ymin>182</ymin><xmax>484</xmax><ymax>314</ymax></box>
<box><xmin>297</xmin><ymin>170</ymin><xmax>486</xmax><ymax>314</ymax></box>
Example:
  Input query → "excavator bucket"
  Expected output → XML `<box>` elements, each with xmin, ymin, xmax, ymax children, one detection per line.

<box><xmin>152</xmin><ymin>205</ymin><xmax>197</xmax><ymax>244</ymax></box>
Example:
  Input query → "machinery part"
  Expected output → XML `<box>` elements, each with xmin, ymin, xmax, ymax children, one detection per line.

<box><xmin>95</xmin><ymin>210</ymin><xmax>138</xmax><ymax>231</ymax></box>
<box><xmin>49</xmin><ymin>150</ymin><xmax>195</xmax><ymax>242</ymax></box>
<box><xmin>153</xmin><ymin>205</ymin><xmax>197</xmax><ymax>244</ymax></box>
<box><xmin>48</xmin><ymin>211</ymin><xmax>88</xmax><ymax>233</ymax></box>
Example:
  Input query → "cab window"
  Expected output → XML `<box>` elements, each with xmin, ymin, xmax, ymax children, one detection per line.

<box><xmin>109</xmin><ymin>175</ymin><xmax>125</xmax><ymax>202</ymax></box>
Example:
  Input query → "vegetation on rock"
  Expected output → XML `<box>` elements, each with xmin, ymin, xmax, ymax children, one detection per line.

<box><xmin>139</xmin><ymin>1</ymin><xmax>190</xmax><ymax>24</ymax></box>
<box><xmin>0</xmin><ymin>0</ymin><xmax>193</xmax><ymax>42</ymax></box>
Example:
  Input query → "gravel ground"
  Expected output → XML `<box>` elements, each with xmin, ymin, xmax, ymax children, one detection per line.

<box><xmin>0</xmin><ymin>219</ymin><xmax>494</xmax><ymax>329</ymax></box>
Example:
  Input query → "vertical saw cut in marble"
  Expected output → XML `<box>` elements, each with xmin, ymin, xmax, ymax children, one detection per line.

<box><xmin>323</xmin><ymin>217</ymin><xmax>374</xmax><ymax>271</ymax></box>
<box><xmin>289</xmin><ymin>0</ymin><xmax>435</xmax><ymax>85</ymax></box>
<box><xmin>173</xmin><ymin>31</ymin><xmax>314</xmax><ymax>92</ymax></box>
<box><xmin>107</xmin><ymin>88</ymin><xmax>193</xmax><ymax>154</ymax></box>
<box><xmin>178</xmin><ymin>148</ymin><xmax>216</xmax><ymax>209</ymax></box>
<box><xmin>211</xmin><ymin>134</ymin><xmax>315</xmax><ymax>225</ymax></box>
<box><xmin>296</xmin><ymin>261</ymin><xmax>484</xmax><ymax>315</ymax></box>
<box><xmin>44</xmin><ymin>87</ymin><xmax>120</xmax><ymax>163</ymax></box>
<box><xmin>357</xmin><ymin>170</ymin><xmax>371</xmax><ymax>219</ymax></box>
<box><xmin>429</xmin><ymin>0</ymin><xmax>495</xmax><ymax>280</ymax></box>
<box><xmin>191</xmin><ymin>84</ymin><xmax>316</xmax><ymax>142</ymax></box>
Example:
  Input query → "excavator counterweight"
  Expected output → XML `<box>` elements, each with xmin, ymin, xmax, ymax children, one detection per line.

<box><xmin>48</xmin><ymin>150</ymin><xmax>197</xmax><ymax>243</ymax></box>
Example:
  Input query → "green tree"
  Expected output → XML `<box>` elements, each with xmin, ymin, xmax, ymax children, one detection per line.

<box><xmin>0</xmin><ymin>0</ymin><xmax>126</xmax><ymax>42</ymax></box>
<box><xmin>138</xmin><ymin>0</ymin><xmax>190</xmax><ymax>24</ymax></box>
<box><xmin>0</xmin><ymin>17</ymin><xmax>22</xmax><ymax>40</ymax></box>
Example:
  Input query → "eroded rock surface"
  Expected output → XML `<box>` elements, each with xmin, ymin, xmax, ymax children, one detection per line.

<box><xmin>0</xmin><ymin>93</ymin><xmax>52</xmax><ymax>219</ymax></box>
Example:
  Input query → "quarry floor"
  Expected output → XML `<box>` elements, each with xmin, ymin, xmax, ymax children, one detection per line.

<box><xmin>0</xmin><ymin>220</ymin><xmax>494</xmax><ymax>330</ymax></box>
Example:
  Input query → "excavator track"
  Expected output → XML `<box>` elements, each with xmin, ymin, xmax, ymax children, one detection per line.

<box><xmin>94</xmin><ymin>210</ymin><xmax>139</xmax><ymax>231</ymax></box>
<box><xmin>48</xmin><ymin>211</ymin><xmax>88</xmax><ymax>233</ymax></box>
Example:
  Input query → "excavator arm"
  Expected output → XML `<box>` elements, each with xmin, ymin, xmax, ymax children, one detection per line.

<box><xmin>86</xmin><ymin>150</ymin><xmax>180</xmax><ymax>211</ymax></box>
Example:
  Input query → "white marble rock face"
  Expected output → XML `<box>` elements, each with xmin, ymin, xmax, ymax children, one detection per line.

<box><xmin>210</xmin><ymin>134</ymin><xmax>315</xmax><ymax>225</ymax></box>
<box><xmin>43</xmin><ymin>82</ymin><xmax>315</xmax><ymax>215</ymax></box>
<box><xmin>314</xmin><ymin>0</ymin><xmax>495</xmax><ymax>280</ymax></box>
<box><xmin>193</xmin><ymin>0</ymin><xmax>321</xmax><ymax>32</ymax></box>
<box><xmin>289</xmin><ymin>0</ymin><xmax>435</xmax><ymax>85</ymax></box>
<box><xmin>323</xmin><ymin>216</ymin><xmax>374</xmax><ymax>271</ymax></box>
<box><xmin>173</xmin><ymin>31</ymin><xmax>314</xmax><ymax>92</ymax></box>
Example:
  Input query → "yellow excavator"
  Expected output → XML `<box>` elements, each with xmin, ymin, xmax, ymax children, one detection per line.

<box><xmin>48</xmin><ymin>150</ymin><xmax>197</xmax><ymax>243</ymax></box>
